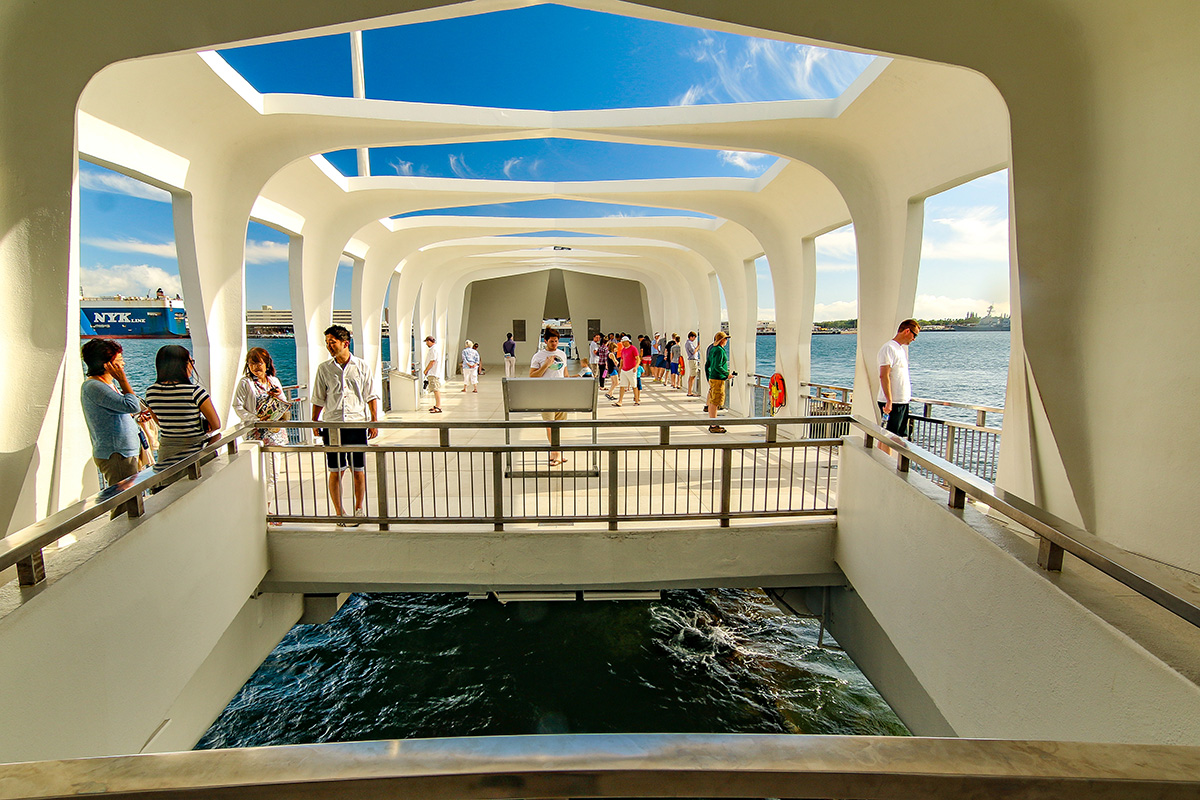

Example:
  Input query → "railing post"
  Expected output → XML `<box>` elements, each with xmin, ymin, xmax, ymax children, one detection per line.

<box><xmin>550</xmin><ymin>424</ymin><xmax>560</xmax><ymax>449</ymax></box>
<box><xmin>949</xmin><ymin>485</ymin><xmax>966</xmax><ymax>509</ymax></box>
<box><xmin>16</xmin><ymin>550</ymin><xmax>46</xmax><ymax>587</ymax></box>
<box><xmin>945</xmin><ymin>425</ymin><xmax>957</xmax><ymax>465</ymax></box>
<box><xmin>439</xmin><ymin>427</ymin><xmax>450</xmax><ymax>448</ymax></box>
<box><xmin>924</xmin><ymin>402</ymin><xmax>933</xmax><ymax>417</ymax></box>
<box><xmin>719</xmin><ymin>447</ymin><xmax>733</xmax><ymax>528</ymax></box>
<box><xmin>122</xmin><ymin>493</ymin><xmax>145</xmax><ymax>518</ymax></box>
<box><xmin>492</xmin><ymin>451</ymin><xmax>504</xmax><ymax>531</ymax></box>
<box><xmin>374</xmin><ymin>451</ymin><xmax>389</xmax><ymax>531</ymax></box>
<box><xmin>659</xmin><ymin>426</ymin><xmax>670</xmax><ymax>445</ymax></box>
<box><xmin>607</xmin><ymin>449</ymin><xmax>619</xmax><ymax>531</ymax></box>
<box><xmin>898</xmin><ymin>455</ymin><xmax>910</xmax><ymax>473</ymax></box>
<box><xmin>1038</xmin><ymin>536</ymin><xmax>1065</xmax><ymax>571</ymax></box>
<box><xmin>227</xmin><ymin>437</ymin><xmax>238</xmax><ymax>456</ymax></box>
<box><xmin>187</xmin><ymin>461</ymin><xmax>202</xmax><ymax>480</ymax></box>
<box><xmin>864</xmin><ymin>432</ymin><xmax>875</xmax><ymax>449</ymax></box>
<box><xmin>765</xmin><ymin>423</ymin><xmax>777</xmax><ymax>444</ymax></box>
<box><xmin>976</xmin><ymin>409</ymin><xmax>987</xmax><ymax>428</ymax></box>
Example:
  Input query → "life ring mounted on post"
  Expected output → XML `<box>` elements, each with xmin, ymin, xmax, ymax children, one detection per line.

<box><xmin>767</xmin><ymin>373</ymin><xmax>786</xmax><ymax>416</ymax></box>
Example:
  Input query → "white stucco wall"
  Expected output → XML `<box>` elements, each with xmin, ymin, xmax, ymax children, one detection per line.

<box><xmin>836</xmin><ymin>440</ymin><xmax>1200</xmax><ymax>744</ymax></box>
<box><xmin>0</xmin><ymin>454</ymin><xmax>301</xmax><ymax>762</ymax></box>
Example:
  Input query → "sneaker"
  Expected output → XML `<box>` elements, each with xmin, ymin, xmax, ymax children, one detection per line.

<box><xmin>708</xmin><ymin>425</ymin><xmax>727</xmax><ymax>434</ymax></box>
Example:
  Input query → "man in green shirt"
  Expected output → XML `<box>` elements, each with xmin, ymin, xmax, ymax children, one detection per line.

<box><xmin>704</xmin><ymin>331</ymin><xmax>731</xmax><ymax>433</ymax></box>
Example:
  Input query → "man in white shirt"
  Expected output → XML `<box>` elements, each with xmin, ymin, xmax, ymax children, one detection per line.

<box><xmin>311</xmin><ymin>325</ymin><xmax>379</xmax><ymax>524</ymax></box>
<box><xmin>423</xmin><ymin>335</ymin><xmax>443</xmax><ymax>412</ymax></box>
<box><xmin>530</xmin><ymin>326</ymin><xmax>572</xmax><ymax>466</ymax></box>
<box><xmin>878</xmin><ymin>319</ymin><xmax>920</xmax><ymax>438</ymax></box>
<box><xmin>588</xmin><ymin>333</ymin><xmax>601</xmax><ymax>380</ymax></box>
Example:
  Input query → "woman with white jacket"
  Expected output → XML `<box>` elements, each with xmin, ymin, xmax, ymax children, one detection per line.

<box><xmin>233</xmin><ymin>347</ymin><xmax>289</xmax><ymax>522</ymax></box>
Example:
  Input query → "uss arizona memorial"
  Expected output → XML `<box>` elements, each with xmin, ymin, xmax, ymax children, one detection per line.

<box><xmin>2</xmin><ymin>0</ymin><xmax>1200</xmax><ymax>796</ymax></box>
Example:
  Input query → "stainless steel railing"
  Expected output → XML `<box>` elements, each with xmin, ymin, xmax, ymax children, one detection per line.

<box><xmin>260</xmin><ymin>419</ymin><xmax>839</xmax><ymax>529</ymax></box>
<box><xmin>1</xmin><ymin>733</ymin><xmax>1197</xmax><ymax>799</ymax></box>
<box><xmin>0</xmin><ymin>425</ymin><xmax>251</xmax><ymax>588</ymax></box>
<box><xmin>854</xmin><ymin>414</ymin><xmax>1200</xmax><ymax>628</ymax></box>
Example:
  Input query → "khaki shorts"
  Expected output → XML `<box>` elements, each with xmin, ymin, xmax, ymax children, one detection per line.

<box><xmin>541</xmin><ymin>411</ymin><xmax>568</xmax><ymax>421</ymax></box>
<box><xmin>95</xmin><ymin>452</ymin><xmax>140</xmax><ymax>486</ymax></box>
<box><xmin>619</xmin><ymin>368</ymin><xmax>637</xmax><ymax>389</ymax></box>
<box><xmin>426</xmin><ymin>375</ymin><xmax>443</xmax><ymax>391</ymax></box>
<box><xmin>707</xmin><ymin>378</ymin><xmax>726</xmax><ymax>408</ymax></box>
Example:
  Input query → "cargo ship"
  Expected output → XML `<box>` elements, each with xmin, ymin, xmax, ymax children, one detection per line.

<box><xmin>80</xmin><ymin>294</ymin><xmax>189</xmax><ymax>338</ymax></box>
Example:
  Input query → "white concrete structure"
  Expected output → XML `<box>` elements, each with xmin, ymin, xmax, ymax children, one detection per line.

<box><xmin>2</xmin><ymin>0</ymin><xmax>1200</xmax><ymax>767</ymax></box>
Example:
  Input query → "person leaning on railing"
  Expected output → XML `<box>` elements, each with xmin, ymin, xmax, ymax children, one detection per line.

<box><xmin>80</xmin><ymin>339</ymin><xmax>143</xmax><ymax>487</ymax></box>
<box><xmin>145</xmin><ymin>344</ymin><xmax>222</xmax><ymax>470</ymax></box>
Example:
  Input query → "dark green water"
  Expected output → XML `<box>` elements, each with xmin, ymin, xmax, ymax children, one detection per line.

<box><xmin>197</xmin><ymin>590</ymin><xmax>908</xmax><ymax>748</ymax></box>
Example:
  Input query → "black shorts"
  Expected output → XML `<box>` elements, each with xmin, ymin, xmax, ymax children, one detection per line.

<box><xmin>321</xmin><ymin>427</ymin><xmax>368</xmax><ymax>471</ymax></box>
<box><xmin>878</xmin><ymin>402</ymin><xmax>910</xmax><ymax>437</ymax></box>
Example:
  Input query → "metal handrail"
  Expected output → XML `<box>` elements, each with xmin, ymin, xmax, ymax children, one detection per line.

<box><xmin>0</xmin><ymin>424</ymin><xmax>253</xmax><ymax>587</ymax></box>
<box><xmin>850</xmin><ymin>415</ymin><xmax>1200</xmax><ymax>628</ymax></box>
<box><xmin>0</xmin><ymin>733</ymin><xmax>1196</xmax><ymax>799</ymax></box>
<box><xmin>910</xmin><ymin>395</ymin><xmax>1003</xmax><ymax>414</ymax></box>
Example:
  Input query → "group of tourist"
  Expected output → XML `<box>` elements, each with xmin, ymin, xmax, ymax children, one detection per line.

<box><xmin>80</xmin><ymin>323</ymin><xmax>381</xmax><ymax>526</ymax></box>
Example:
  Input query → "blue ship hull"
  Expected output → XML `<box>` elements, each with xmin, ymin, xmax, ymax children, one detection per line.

<box><xmin>80</xmin><ymin>299</ymin><xmax>189</xmax><ymax>338</ymax></box>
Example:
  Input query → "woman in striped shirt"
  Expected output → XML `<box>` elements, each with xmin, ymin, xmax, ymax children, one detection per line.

<box><xmin>145</xmin><ymin>345</ymin><xmax>221</xmax><ymax>469</ymax></box>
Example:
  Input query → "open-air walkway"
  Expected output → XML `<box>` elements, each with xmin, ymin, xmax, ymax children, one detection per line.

<box><xmin>265</xmin><ymin>368</ymin><xmax>838</xmax><ymax>528</ymax></box>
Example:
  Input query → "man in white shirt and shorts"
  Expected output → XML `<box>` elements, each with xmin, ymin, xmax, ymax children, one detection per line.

<box><xmin>530</xmin><ymin>326</ymin><xmax>572</xmax><ymax>466</ymax></box>
<box><xmin>878</xmin><ymin>319</ymin><xmax>920</xmax><ymax>438</ymax></box>
<box><xmin>423</xmin><ymin>335</ymin><xmax>443</xmax><ymax>413</ymax></box>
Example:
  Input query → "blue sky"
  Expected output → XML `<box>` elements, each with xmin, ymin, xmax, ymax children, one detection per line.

<box><xmin>325</xmin><ymin>140</ymin><xmax>776</xmax><ymax>181</ymax></box>
<box><xmin>218</xmin><ymin>4</ymin><xmax>874</xmax><ymax>110</ymax></box>
<box><xmin>78</xmin><ymin>4</ymin><xmax>1009</xmax><ymax>323</ymax></box>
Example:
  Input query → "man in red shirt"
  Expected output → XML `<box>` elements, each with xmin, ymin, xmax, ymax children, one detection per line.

<box><xmin>612</xmin><ymin>335</ymin><xmax>641</xmax><ymax>406</ymax></box>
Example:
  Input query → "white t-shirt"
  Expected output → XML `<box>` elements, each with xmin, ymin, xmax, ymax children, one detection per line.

<box><xmin>588</xmin><ymin>340</ymin><xmax>600</xmax><ymax>364</ymax></box>
<box><xmin>530</xmin><ymin>348</ymin><xmax>568</xmax><ymax>378</ymax></box>
<box><xmin>876</xmin><ymin>339</ymin><xmax>912</xmax><ymax>404</ymax></box>
<box><xmin>424</xmin><ymin>344</ymin><xmax>442</xmax><ymax>375</ymax></box>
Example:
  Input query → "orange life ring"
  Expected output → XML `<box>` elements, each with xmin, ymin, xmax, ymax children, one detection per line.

<box><xmin>767</xmin><ymin>373</ymin><xmax>786</xmax><ymax>415</ymax></box>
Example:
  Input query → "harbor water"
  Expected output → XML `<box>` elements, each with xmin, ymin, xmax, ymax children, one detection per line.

<box><xmin>105</xmin><ymin>332</ymin><xmax>1007</xmax><ymax>746</ymax></box>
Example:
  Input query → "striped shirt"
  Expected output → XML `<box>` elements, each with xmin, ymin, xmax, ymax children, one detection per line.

<box><xmin>145</xmin><ymin>382</ymin><xmax>210</xmax><ymax>453</ymax></box>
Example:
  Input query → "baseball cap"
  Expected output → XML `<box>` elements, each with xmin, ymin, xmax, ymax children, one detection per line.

<box><xmin>621</xmin><ymin>335</ymin><xmax>631</xmax><ymax>342</ymax></box>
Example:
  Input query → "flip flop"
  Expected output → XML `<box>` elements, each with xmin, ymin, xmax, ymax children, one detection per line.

<box><xmin>429</xmin><ymin>407</ymin><xmax>443</xmax><ymax>413</ymax></box>
<box><xmin>549</xmin><ymin>457</ymin><xmax>563</xmax><ymax>466</ymax></box>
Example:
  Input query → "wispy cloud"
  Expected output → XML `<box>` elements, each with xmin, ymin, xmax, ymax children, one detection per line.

<box><xmin>79</xmin><ymin>169</ymin><xmax>172</xmax><ymax>203</ymax></box>
<box><xmin>244</xmin><ymin>240</ymin><xmax>289</xmax><ymax>264</ymax></box>
<box><xmin>673</xmin><ymin>37</ymin><xmax>874</xmax><ymax>106</ymax></box>
<box><xmin>390</xmin><ymin>158</ymin><xmax>415</xmax><ymax>176</ymax></box>
<box><xmin>448</xmin><ymin>154</ymin><xmax>479</xmax><ymax>179</ymax></box>
<box><xmin>718</xmin><ymin>150</ymin><xmax>770</xmax><ymax>172</ymax></box>
<box><xmin>815</xmin><ymin>225</ymin><xmax>857</xmax><ymax>266</ymax></box>
<box><xmin>921</xmin><ymin>206</ymin><xmax>1009</xmax><ymax>262</ymax></box>
<box><xmin>81</xmin><ymin>264</ymin><xmax>182</xmax><ymax>298</ymax></box>
<box><xmin>84</xmin><ymin>237</ymin><xmax>177</xmax><ymax>259</ymax></box>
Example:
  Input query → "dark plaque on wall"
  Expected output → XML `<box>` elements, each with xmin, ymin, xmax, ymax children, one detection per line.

<box><xmin>513</xmin><ymin>320</ymin><xmax>526</xmax><ymax>342</ymax></box>
<box><xmin>587</xmin><ymin>318</ymin><xmax>601</xmax><ymax>340</ymax></box>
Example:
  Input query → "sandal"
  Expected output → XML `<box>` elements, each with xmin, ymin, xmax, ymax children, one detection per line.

<box><xmin>429</xmin><ymin>407</ymin><xmax>443</xmax><ymax>413</ymax></box>
<box><xmin>708</xmin><ymin>425</ymin><xmax>727</xmax><ymax>434</ymax></box>
<box><xmin>611</xmin><ymin>402</ymin><xmax>622</xmax><ymax>407</ymax></box>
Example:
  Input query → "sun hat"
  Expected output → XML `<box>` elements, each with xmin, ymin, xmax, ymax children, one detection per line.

<box><xmin>464</xmin><ymin>339</ymin><xmax>473</xmax><ymax>347</ymax></box>
<box><xmin>621</xmin><ymin>335</ymin><xmax>631</xmax><ymax>342</ymax></box>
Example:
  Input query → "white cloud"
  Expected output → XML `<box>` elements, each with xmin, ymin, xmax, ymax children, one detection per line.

<box><xmin>677</xmin><ymin>37</ymin><xmax>874</xmax><ymax>105</ymax></box>
<box><xmin>718</xmin><ymin>150</ymin><xmax>770</xmax><ymax>172</ymax></box>
<box><xmin>84</xmin><ymin>237</ymin><xmax>177</xmax><ymax>259</ymax></box>
<box><xmin>389</xmin><ymin>158</ymin><xmax>415</xmax><ymax>176</ymax></box>
<box><xmin>81</xmin><ymin>264</ymin><xmax>182</xmax><ymax>298</ymax></box>
<box><xmin>243</xmin><ymin>239</ymin><xmax>289</xmax><ymax>264</ymax></box>
<box><xmin>913</xmin><ymin>294</ymin><xmax>1010</xmax><ymax>320</ymax></box>
<box><xmin>815</xmin><ymin>225</ymin><xmax>857</xmax><ymax>265</ymax></box>
<box><xmin>448</xmin><ymin>154</ymin><xmax>478</xmax><ymax>179</ymax></box>
<box><xmin>813</xmin><ymin>300</ymin><xmax>858</xmax><ymax>321</ymax></box>
<box><xmin>757</xmin><ymin>306</ymin><xmax>776</xmax><ymax>321</ymax></box>
<box><xmin>78</xmin><ymin>169</ymin><xmax>172</xmax><ymax>203</ymax></box>
<box><xmin>921</xmin><ymin>206</ymin><xmax>1009</xmax><ymax>262</ymax></box>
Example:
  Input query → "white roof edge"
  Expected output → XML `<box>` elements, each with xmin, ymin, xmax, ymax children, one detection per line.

<box><xmin>833</xmin><ymin>57</ymin><xmax>892</xmax><ymax>115</ymax></box>
<box><xmin>249</xmin><ymin>197</ymin><xmax>305</xmax><ymax>235</ymax></box>
<box><xmin>310</xmin><ymin>154</ymin><xmax>351</xmax><ymax>191</ymax></box>
<box><xmin>197</xmin><ymin>51</ymin><xmax>264</xmax><ymax>113</ymax></box>
<box><xmin>346</xmin><ymin>174</ymin><xmax>761</xmax><ymax>193</ymax></box>
<box><xmin>382</xmin><ymin>215</ymin><xmax>722</xmax><ymax>233</ymax></box>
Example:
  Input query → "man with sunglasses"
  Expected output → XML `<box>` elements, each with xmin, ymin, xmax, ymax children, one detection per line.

<box><xmin>878</xmin><ymin>319</ymin><xmax>920</xmax><ymax>437</ymax></box>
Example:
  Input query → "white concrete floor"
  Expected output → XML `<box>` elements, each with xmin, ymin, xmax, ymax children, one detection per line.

<box><xmin>267</xmin><ymin>370</ymin><xmax>837</xmax><ymax>526</ymax></box>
